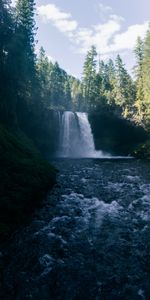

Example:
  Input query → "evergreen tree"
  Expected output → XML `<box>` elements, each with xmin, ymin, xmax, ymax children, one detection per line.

<box><xmin>0</xmin><ymin>0</ymin><xmax>15</xmax><ymax>123</ymax></box>
<box><xmin>115</xmin><ymin>54</ymin><xmax>135</xmax><ymax>118</ymax></box>
<box><xmin>37</xmin><ymin>49</ymin><xmax>74</xmax><ymax>111</ymax></box>
<box><xmin>106</xmin><ymin>59</ymin><xmax>117</xmax><ymax>105</ymax></box>
<box><xmin>15</xmin><ymin>0</ymin><xmax>36</xmax><ymax>99</ymax></box>
<box><xmin>64</xmin><ymin>80</ymin><xmax>72</xmax><ymax>110</ymax></box>
<box><xmin>36</xmin><ymin>47</ymin><xmax>52</xmax><ymax>106</ymax></box>
<box><xmin>95</xmin><ymin>59</ymin><xmax>118</xmax><ymax>111</ymax></box>
<box><xmin>134</xmin><ymin>37</ymin><xmax>144</xmax><ymax>123</ymax></box>
<box><xmin>0</xmin><ymin>0</ymin><xmax>12</xmax><ymax>64</ymax></box>
<box><xmin>70</xmin><ymin>78</ymin><xmax>84</xmax><ymax>111</ymax></box>
<box><xmin>98</xmin><ymin>59</ymin><xmax>116</xmax><ymax>105</ymax></box>
<box><xmin>15</xmin><ymin>0</ymin><xmax>36</xmax><ymax>59</ymax></box>
<box><xmin>49</xmin><ymin>62</ymin><xmax>67</xmax><ymax>108</ymax></box>
<box><xmin>82</xmin><ymin>45</ymin><xmax>97</xmax><ymax>110</ymax></box>
<box><xmin>142</xmin><ymin>27</ymin><xmax>150</xmax><ymax>127</ymax></box>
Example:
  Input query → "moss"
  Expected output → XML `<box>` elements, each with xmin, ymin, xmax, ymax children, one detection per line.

<box><xmin>0</xmin><ymin>125</ymin><xmax>57</xmax><ymax>240</ymax></box>
<box><xmin>133</xmin><ymin>140</ymin><xmax>150</xmax><ymax>159</ymax></box>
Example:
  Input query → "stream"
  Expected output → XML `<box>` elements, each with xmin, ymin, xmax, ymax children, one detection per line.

<box><xmin>1</xmin><ymin>158</ymin><xmax>150</xmax><ymax>300</ymax></box>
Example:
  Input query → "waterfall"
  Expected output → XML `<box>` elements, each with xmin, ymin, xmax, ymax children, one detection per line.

<box><xmin>58</xmin><ymin>111</ymin><xmax>107</xmax><ymax>158</ymax></box>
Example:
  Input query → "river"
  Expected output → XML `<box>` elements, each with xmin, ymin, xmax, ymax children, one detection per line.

<box><xmin>1</xmin><ymin>158</ymin><xmax>150</xmax><ymax>300</ymax></box>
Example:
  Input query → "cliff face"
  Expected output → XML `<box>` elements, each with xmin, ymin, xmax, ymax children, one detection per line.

<box><xmin>89</xmin><ymin>111</ymin><xmax>147</xmax><ymax>156</ymax></box>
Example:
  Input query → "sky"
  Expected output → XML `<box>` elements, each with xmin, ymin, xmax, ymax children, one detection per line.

<box><xmin>11</xmin><ymin>0</ymin><xmax>150</xmax><ymax>78</ymax></box>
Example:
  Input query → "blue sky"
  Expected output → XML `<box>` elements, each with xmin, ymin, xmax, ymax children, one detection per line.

<box><xmin>12</xmin><ymin>0</ymin><xmax>150</xmax><ymax>78</ymax></box>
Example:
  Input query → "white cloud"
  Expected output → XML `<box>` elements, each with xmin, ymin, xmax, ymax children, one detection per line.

<box><xmin>38</xmin><ymin>4</ymin><xmax>70</xmax><ymax>22</ymax></box>
<box><xmin>53</xmin><ymin>19</ymin><xmax>78</xmax><ymax>33</ymax></box>
<box><xmin>110</xmin><ymin>14</ymin><xmax>124</xmax><ymax>23</ymax></box>
<box><xmin>99</xmin><ymin>3</ymin><xmax>112</xmax><ymax>13</ymax></box>
<box><xmin>73</xmin><ymin>20</ymin><xmax>148</xmax><ymax>57</ymax></box>
<box><xmin>109</xmin><ymin>22</ymin><xmax>149</xmax><ymax>52</ymax></box>
<box><xmin>37</xmin><ymin>3</ymin><xmax>149</xmax><ymax>58</ymax></box>
<box><xmin>37</xmin><ymin>4</ymin><xmax>78</xmax><ymax>33</ymax></box>
<box><xmin>98</xmin><ymin>3</ymin><xmax>116</xmax><ymax>22</ymax></box>
<box><xmin>73</xmin><ymin>16</ymin><xmax>122</xmax><ymax>54</ymax></box>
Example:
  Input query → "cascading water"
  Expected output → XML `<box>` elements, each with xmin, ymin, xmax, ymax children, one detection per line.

<box><xmin>59</xmin><ymin>111</ymin><xmax>77</xmax><ymax>157</ymax></box>
<box><xmin>58</xmin><ymin>111</ymin><xmax>107</xmax><ymax>158</ymax></box>
<box><xmin>76</xmin><ymin>112</ymin><xmax>97</xmax><ymax>156</ymax></box>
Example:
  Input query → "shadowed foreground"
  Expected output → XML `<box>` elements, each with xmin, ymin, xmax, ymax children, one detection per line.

<box><xmin>1</xmin><ymin>159</ymin><xmax>150</xmax><ymax>300</ymax></box>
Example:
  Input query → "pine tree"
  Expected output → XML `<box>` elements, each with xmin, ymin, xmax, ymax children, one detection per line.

<box><xmin>16</xmin><ymin>0</ymin><xmax>36</xmax><ymax>55</ymax></box>
<box><xmin>64</xmin><ymin>80</ymin><xmax>72</xmax><ymax>110</ymax></box>
<box><xmin>115</xmin><ymin>55</ymin><xmax>135</xmax><ymax>118</ymax></box>
<box><xmin>99</xmin><ymin>59</ymin><xmax>116</xmax><ymax>101</ymax></box>
<box><xmin>0</xmin><ymin>0</ymin><xmax>12</xmax><ymax>64</ymax></box>
<box><xmin>36</xmin><ymin>47</ymin><xmax>52</xmax><ymax>106</ymax></box>
<box><xmin>134</xmin><ymin>37</ymin><xmax>144</xmax><ymax>123</ymax></box>
<box><xmin>142</xmin><ymin>27</ymin><xmax>150</xmax><ymax>127</ymax></box>
<box><xmin>70</xmin><ymin>78</ymin><xmax>84</xmax><ymax>111</ymax></box>
<box><xmin>37</xmin><ymin>49</ymin><xmax>74</xmax><ymax>110</ymax></box>
<box><xmin>0</xmin><ymin>0</ymin><xmax>15</xmax><ymax>123</ymax></box>
<box><xmin>82</xmin><ymin>45</ymin><xmax>97</xmax><ymax>110</ymax></box>
<box><xmin>96</xmin><ymin>59</ymin><xmax>116</xmax><ymax>111</ymax></box>
<box><xmin>106</xmin><ymin>59</ymin><xmax>117</xmax><ymax>105</ymax></box>
<box><xmin>15</xmin><ymin>0</ymin><xmax>36</xmax><ymax>97</ymax></box>
<box><xmin>49</xmin><ymin>62</ymin><xmax>67</xmax><ymax>108</ymax></box>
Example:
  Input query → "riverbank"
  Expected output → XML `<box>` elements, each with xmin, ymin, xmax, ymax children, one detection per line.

<box><xmin>1</xmin><ymin>158</ymin><xmax>150</xmax><ymax>299</ymax></box>
<box><xmin>0</xmin><ymin>125</ymin><xmax>57</xmax><ymax>240</ymax></box>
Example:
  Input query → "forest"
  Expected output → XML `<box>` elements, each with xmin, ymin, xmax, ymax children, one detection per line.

<box><xmin>0</xmin><ymin>1</ymin><xmax>150</xmax><ymax>234</ymax></box>
<box><xmin>1</xmin><ymin>1</ymin><xmax>150</xmax><ymax>299</ymax></box>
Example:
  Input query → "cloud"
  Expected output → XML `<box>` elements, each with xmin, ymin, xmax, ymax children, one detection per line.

<box><xmin>37</xmin><ymin>3</ymin><xmax>149</xmax><ymax>58</ymax></box>
<box><xmin>99</xmin><ymin>3</ymin><xmax>112</xmax><ymax>13</ymax></box>
<box><xmin>73</xmin><ymin>20</ymin><xmax>148</xmax><ymax>57</ymax></box>
<box><xmin>73</xmin><ymin>15</ymin><xmax>123</xmax><ymax>54</ymax></box>
<box><xmin>37</xmin><ymin>4</ymin><xmax>78</xmax><ymax>33</ymax></box>
<box><xmin>98</xmin><ymin>2</ymin><xmax>113</xmax><ymax>19</ymax></box>
<box><xmin>98</xmin><ymin>3</ymin><xmax>116</xmax><ymax>22</ymax></box>
<box><xmin>109</xmin><ymin>22</ymin><xmax>149</xmax><ymax>52</ymax></box>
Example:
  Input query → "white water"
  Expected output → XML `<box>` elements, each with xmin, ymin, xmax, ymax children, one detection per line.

<box><xmin>59</xmin><ymin>111</ymin><xmax>109</xmax><ymax>158</ymax></box>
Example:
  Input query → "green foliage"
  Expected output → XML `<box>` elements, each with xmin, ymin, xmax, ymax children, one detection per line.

<box><xmin>0</xmin><ymin>0</ymin><xmax>38</xmax><ymax>126</ymax></box>
<box><xmin>81</xmin><ymin>48</ymin><xmax>136</xmax><ymax>117</ymax></box>
<box><xmin>134</xmin><ymin>37</ymin><xmax>145</xmax><ymax>123</ymax></box>
<box><xmin>0</xmin><ymin>1</ymin><xmax>150</xmax><ymax>130</ymax></box>
<box><xmin>0</xmin><ymin>0</ymin><xmax>150</xmax><ymax>179</ymax></box>
<box><xmin>0</xmin><ymin>1</ymin><xmax>59</xmax><ymax>239</ymax></box>
<box><xmin>82</xmin><ymin>45</ymin><xmax>98</xmax><ymax>110</ymax></box>
<box><xmin>81</xmin><ymin>42</ymin><xmax>150</xmax><ymax>158</ymax></box>
<box><xmin>133</xmin><ymin>140</ymin><xmax>150</xmax><ymax>159</ymax></box>
<box><xmin>70</xmin><ymin>77</ymin><xmax>84</xmax><ymax>111</ymax></box>
<box><xmin>14</xmin><ymin>0</ymin><xmax>37</xmax><ymax>104</ymax></box>
<box><xmin>0</xmin><ymin>0</ymin><xmax>15</xmax><ymax>123</ymax></box>
<box><xmin>114</xmin><ymin>55</ymin><xmax>135</xmax><ymax>118</ymax></box>
<box><xmin>97</xmin><ymin>59</ymin><xmax>116</xmax><ymax>108</ymax></box>
<box><xmin>89</xmin><ymin>110</ymin><xmax>147</xmax><ymax>155</ymax></box>
<box><xmin>36</xmin><ymin>49</ymin><xmax>74</xmax><ymax>110</ymax></box>
<box><xmin>0</xmin><ymin>125</ymin><xmax>56</xmax><ymax>239</ymax></box>
<box><xmin>134</xmin><ymin>27</ymin><xmax>150</xmax><ymax>129</ymax></box>
<box><xmin>142</xmin><ymin>27</ymin><xmax>150</xmax><ymax>126</ymax></box>
<box><xmin>36</xmin><ymin>47</ymin><xmax>53</xmax><ymax>106</ymax></box>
